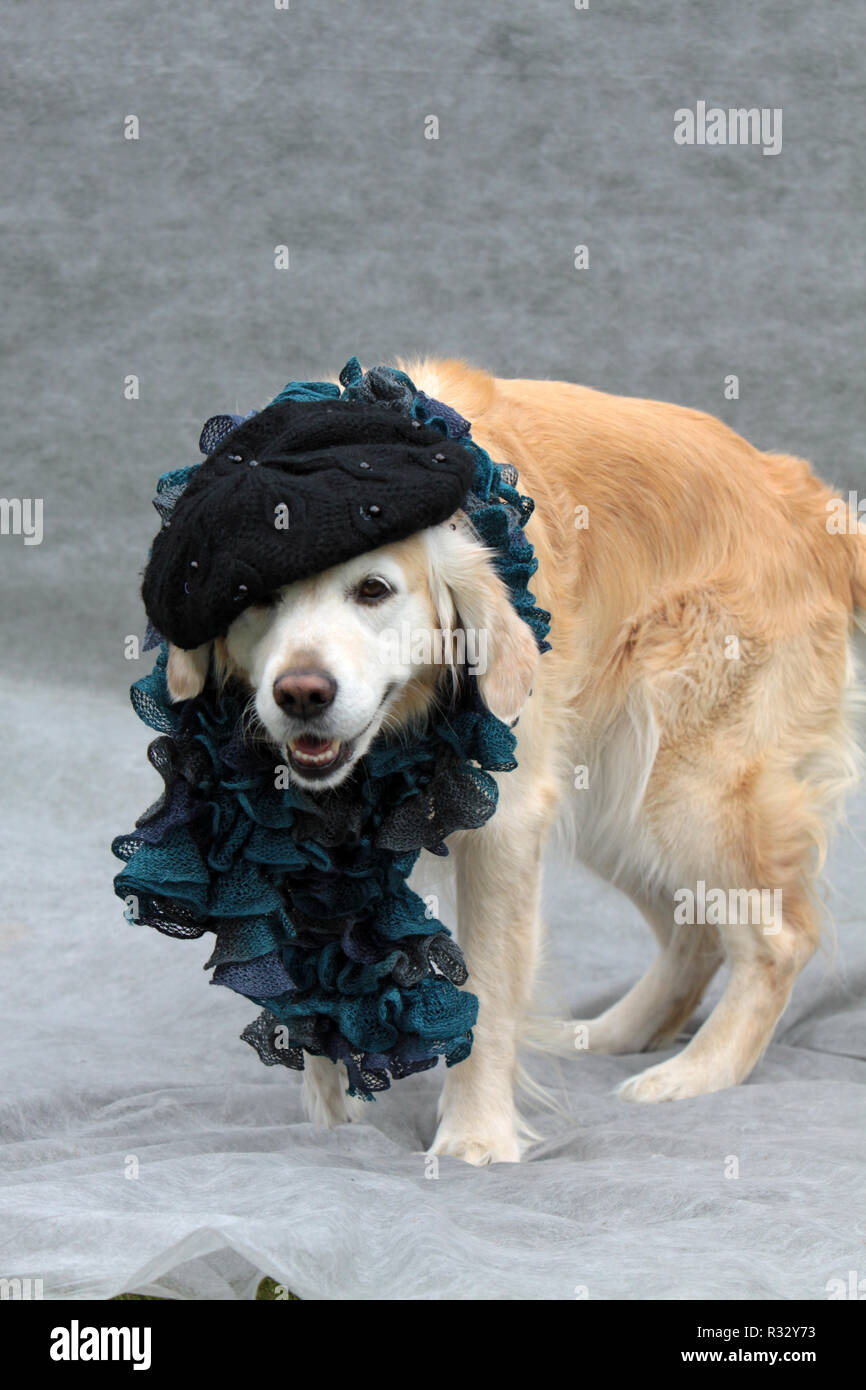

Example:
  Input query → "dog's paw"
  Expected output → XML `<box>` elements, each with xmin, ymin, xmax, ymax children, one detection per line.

<box><xmin>617</xmin><ymin>1055</ymin><xmax>734</xmax><ymax>1103</ymax></box>
<box><xmin>427</xmin><ymin>1121</ymin><xmax>521</xmax><ymax>1166</ymax></box>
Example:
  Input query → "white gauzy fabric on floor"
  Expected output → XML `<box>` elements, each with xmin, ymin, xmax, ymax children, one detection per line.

<box><xmin>0</xmin><ymin>676</ymin><xmax>863</xmax><ymax>1301</ymax></box>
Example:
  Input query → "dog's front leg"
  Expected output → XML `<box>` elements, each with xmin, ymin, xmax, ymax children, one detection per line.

<box><xmin>302</xmin><ymin>1057</ymin><xmax>366</xmax><ymax>1127</ymax></box>
<box><xmin>428</xmin><ymin>774</ymin><xmax>553</xmax><ymax>1166</ymax></box>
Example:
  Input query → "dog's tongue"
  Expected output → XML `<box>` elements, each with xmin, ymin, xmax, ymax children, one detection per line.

<box><xmin>293</xmin><ymin>735</ymin><xmax>334</xmax><ymax>753</ymax></box>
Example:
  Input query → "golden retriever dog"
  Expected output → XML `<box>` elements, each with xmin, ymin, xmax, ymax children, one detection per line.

<box><xmin>166</xmin><ymin>359</ymin><xmax>866</xmax><ymax>1165</ymax></box>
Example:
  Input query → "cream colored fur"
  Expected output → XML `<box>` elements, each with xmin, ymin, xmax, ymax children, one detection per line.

<box><xmin>167</xmin><ymin>359</ymin><xmax>866</xmax><ymax>1164</ymax></box>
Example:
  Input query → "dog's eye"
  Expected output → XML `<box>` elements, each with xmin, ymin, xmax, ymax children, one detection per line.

<box><xmin>355</xmin><ymin>575</ymin><xmax>393</xmax><ymax>604</ymax></box>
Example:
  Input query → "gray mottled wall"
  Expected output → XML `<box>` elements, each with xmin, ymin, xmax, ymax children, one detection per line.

<box><xmin>4</xmin><ymin>0</ymin><xmax>864</xmax><ymax>690</ymax></box>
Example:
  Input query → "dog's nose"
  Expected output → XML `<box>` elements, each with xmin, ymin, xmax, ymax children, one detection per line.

<box><xmin>272</xmin><ymin>668</ymin><xmax>337</xmax><ymax>719</ymax></box>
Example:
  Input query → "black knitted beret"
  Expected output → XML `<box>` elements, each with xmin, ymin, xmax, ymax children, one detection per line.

<box><xmin>142</xmin><ymin>398</ymin><xmax>476</xmax><ymax>650</ymax></box>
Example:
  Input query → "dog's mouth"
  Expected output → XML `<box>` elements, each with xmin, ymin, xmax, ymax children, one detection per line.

<box><xmin>287</xmin><ymin>734</ymin><xmax>354</xmax><ymax>780</ymax></box>
<box><xmin>279</xmin><ymin>686</ymin><xmax>397</xmax><ymax>786</ymax></box>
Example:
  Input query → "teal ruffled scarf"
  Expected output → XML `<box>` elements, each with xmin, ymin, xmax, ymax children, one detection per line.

<box><xmin>112</xmin><ymin>359</ymin><xmax>550</xmax><ymax>1098</ymax></box>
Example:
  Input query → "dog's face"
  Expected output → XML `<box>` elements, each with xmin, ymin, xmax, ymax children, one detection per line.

<box><xmin>225</xmin><ymin>534</ymin><xmax>441</xmax><ymax>790</ymax></box>
<box><xmin>166</xmin><ymin>522</ymin><xmax>539</xmax><ymax>791</ymax></box>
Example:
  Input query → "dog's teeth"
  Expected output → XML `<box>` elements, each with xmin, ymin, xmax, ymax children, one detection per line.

<box><xmin>288</xmin><ymin>738</ymin><xmax>341</xmax><ymax>766</ymax></box>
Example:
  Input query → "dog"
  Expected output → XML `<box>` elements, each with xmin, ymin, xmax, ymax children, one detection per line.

<box><xmin>166</xmin><ymin>358</ymin><xmax>866</xmax><ymax>1164</ymax></box>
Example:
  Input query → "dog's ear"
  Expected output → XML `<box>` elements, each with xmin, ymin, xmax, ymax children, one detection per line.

<box><xmin>166</xmin><ymin>642</ymin><xmax>211</xmax><ymax>702</ymax></box>
<box><xmin>426</xmin><ymin>524</ymin><xmax>539</xmax><ymax>724</ymax></box>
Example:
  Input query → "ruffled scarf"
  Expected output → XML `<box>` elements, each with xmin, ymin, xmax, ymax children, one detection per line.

<box><xmin>112</xmin><ymin>359</ymin><xmax>550</xmax><ymax>1098</ymax></box>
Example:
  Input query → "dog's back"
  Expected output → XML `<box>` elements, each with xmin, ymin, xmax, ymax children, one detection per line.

<box><xmin>408</xmin><ymin>358</ymin><xmax>864</xmax><ymax>1113</ymax></box>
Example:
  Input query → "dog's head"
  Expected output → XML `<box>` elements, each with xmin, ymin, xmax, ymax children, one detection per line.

<box><xmin>165</xmin><ymin>520</ymin><xmax>539</xmax><ymax>790</ymax></box>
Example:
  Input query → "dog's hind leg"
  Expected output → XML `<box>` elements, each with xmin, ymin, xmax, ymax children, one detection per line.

<box><xmin>587</xmin><ymin>592</ymin><xmax>851</xmax><ymax>1101</ymax></box>
<box><xmin>574</xmin><ymin>893</ymin><xmax>723</xmax><ymax>1055</ymax></box>
<box><xmin>618</xmin><ymin>892</ymin><xmax>818</xmax><ymax>1102</ymax></box>
<box><xmin>618</xmin><ymin>758</ymin><xmax>827</xmax><ymax>1102</ymax></box>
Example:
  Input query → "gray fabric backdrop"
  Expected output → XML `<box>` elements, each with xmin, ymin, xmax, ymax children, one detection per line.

<box><xmin>1</xmin><ymin>1</ymin><xmax>863</xmax><ymax>1299</ymax></box>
